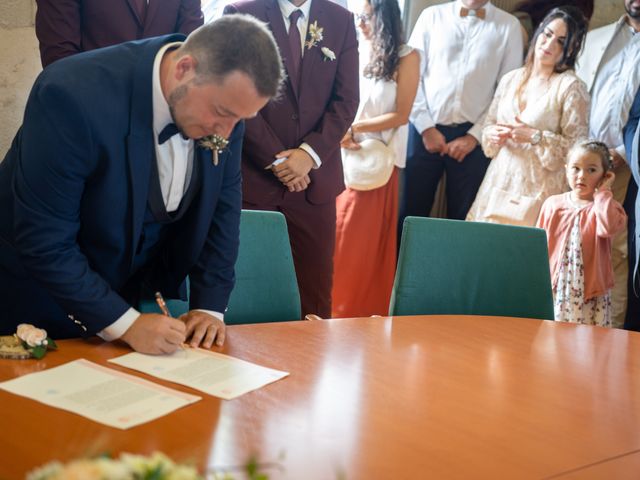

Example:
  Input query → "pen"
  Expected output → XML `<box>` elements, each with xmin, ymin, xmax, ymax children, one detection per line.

<box><xmin>155</xmin><ymin>291</ymin><xmax>172</xmax><ymax>317</ymax></box>
<box><xmin>155</xmin><ymin>291</ymin><xmax>190</xmax><ymax>350</ymax></box>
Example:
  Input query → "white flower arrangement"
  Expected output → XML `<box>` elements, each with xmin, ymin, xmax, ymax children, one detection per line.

<box><xmin>27</xmin><ymin>452</ymin><xmax>200</xmax><ymax>480</ymax></box>
<box><xmin>27</xmin><ymin>451</ymin><xmax>283</xmax><ymax>480</ymax></box>
<box><xmin>15</xmin><ymin>323</ymin><xmax>56</xmax><ymax>359</ymax></box>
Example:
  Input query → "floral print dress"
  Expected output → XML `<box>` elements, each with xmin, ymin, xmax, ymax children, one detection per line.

<box><xmin>553</xmin><ymin>206</ymin><xmax>612</xmax><ymax>327</ymax></box>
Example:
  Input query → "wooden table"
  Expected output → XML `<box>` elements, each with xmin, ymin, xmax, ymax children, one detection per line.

<box><xmin>1</xmin><ymin>315</ymin><xmax>640</xmax><ymax>479</ymax></box>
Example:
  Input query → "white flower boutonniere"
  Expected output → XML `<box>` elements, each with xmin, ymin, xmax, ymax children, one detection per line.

<box><xmin>198</xmin><ymin>134</ymin><xmax>229</xmax><ymax>166</ymax></box>
<box><xmin>321</xmin><ymin>47</ymin><xmax>336</xmax><ymax>61</ymax></box>
<box><xmin>305</xmin><ymin>21</ymin><xmax>324</xmax><ymax>49</ymax></box>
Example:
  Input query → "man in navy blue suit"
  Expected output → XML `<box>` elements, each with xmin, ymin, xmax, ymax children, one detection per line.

<box><xmin>0</xmin><ymin>16</ymin><xmax>284</xmax><ymax>354</ymax></box>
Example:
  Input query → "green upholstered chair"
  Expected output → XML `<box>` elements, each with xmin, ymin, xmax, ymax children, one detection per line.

<box><xmin>225</xmin><ymin>209</ymin><xmax>301</xmax><ymax>324</ymax></box>
<box><xmin>141</xmin><ymin>209</ymin><xmax>301</xmax><ymax>324</ymax></box>
<box><xmin>389</xmin><ymin>217</ymin><xmax>554</xmax><ymax>320</ymax></box>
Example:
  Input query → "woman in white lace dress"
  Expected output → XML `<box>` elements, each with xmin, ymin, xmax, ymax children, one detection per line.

<box><xmin>332</xmin><ymin>0</ymin><xmax>419</xmax><ymax>318</ymax></box>
<box><xmin>466</xmin><ymin>6</ymin><xmax>590</xmax><ymax>226</ymax></box>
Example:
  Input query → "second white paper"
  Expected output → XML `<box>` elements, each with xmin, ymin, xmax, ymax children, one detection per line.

<box><xmin>109</xmin><ymin>348</ymin><xmax>289</xmax><ymax>400</ymax></box>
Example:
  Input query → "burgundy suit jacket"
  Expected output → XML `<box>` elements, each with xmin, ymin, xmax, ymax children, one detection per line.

<box><xmin>35</xmin><ymin>0</ymin><xmax>203</xmax><ymax>67</ymax></box>
<box><xmin>224</xmin><ymin>0</ymin><xmax>359</xmax><ymax>205</ymax></box>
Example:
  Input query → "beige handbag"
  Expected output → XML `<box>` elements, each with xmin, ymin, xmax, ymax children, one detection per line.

<box><xmin>484</xmin><ymin>187</ymin><xmax>543</xmax><ymax>226</ymax></box>
<box><xmin>341</xmin><ymin>137</ymin><xmax>395</xmax><ymax>191</ymax></box>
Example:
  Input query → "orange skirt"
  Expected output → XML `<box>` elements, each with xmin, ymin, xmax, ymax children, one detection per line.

<box><xmin>332</xmin><ymin>168</ymin><xmax>399</xmax><ymax>318</ymax></box>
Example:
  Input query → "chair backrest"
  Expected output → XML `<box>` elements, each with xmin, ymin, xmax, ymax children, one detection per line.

<box><xmin>389</xmin><ymin>217</ymin><xmax>554</xmax><ymax>320</ymax></box>
<box><xmin>140</xmin><ymin>210</ymin><xmax>301</xmax><ymax>324</ymax></box>
<box><xmin>225</xmin><ymin>210</ymin><xmax>301</xmax><ymax>324</ymax></box>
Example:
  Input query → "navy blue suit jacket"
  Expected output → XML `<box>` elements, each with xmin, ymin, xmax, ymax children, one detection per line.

<box><xmin>626</xmin><ymin>87</ymin><xmax>640</xmax><ymax>279</ymax></box>
<box><xmin>0</xmin><ymin>36</ymin><xmax>242</xmax><ymax>337</ymax></box>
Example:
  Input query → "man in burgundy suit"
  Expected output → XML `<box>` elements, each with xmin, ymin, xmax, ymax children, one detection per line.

<box><xmin>224</xmin><ymin>0</ymin><xmax>359</xmax><ymax>317</ymax></box>
<box><xmin>36</xmin><ymin>0</ymin><xmax>203</xmax><ymax>68</ymax></box>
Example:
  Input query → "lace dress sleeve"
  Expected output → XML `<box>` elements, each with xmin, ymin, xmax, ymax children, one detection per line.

<box><xmin>481</xmin><ymin>71</ymin><xmax>512</xmax><ymax>159</ymax></box>
<box><xmin>532</xmin><ymin>76</ymin><xmax>590</xmax><ymax>171</ymax></box>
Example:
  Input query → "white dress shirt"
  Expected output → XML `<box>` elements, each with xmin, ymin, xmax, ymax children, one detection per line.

<box><xmin>275</xmin><ymin>0</ymin><xmax>321</xmax><ymax>168</ymax></box>
<box><xmin>588</xmin><ymin>17</ymin><xmax>640</xmax><ymax>160</ymax></box>
<box><xmin>99</xmin><ymin>43</ymin><xmax>222</xmax><ymax>341</ymax></box>
<box><xmin>408</xmin><ymin>0</ymin><xmax>523</xmax><ymax>140</ymax></box>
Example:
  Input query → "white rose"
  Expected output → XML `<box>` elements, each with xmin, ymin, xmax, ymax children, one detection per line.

<box><xmin>321</xmin><ymin>47</ymin><xmax>336</xmax><ymax>61</ymax></box>
<box><xmin>16</xmin><ymin>323</ymin><xmax>33</xmax><ymax>340</ymax></box>
<box><xmin>24</xmin><ymin>328</ymin><xmax>48</xmax><ymax>347</ymax></box>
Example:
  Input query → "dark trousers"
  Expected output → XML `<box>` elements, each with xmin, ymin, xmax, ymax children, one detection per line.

<box><xmin>624</xmin><ymin>178</ymin><xmax>640</xmax><ymax>331</ymax></box>
<box><xmin>398</xmin><ymin>123</ymin><xmax>489</xmax><ymax>236</ymax></box>
<box><xmin>243</xmin><ymin>193</ymin><xmax>336</xmax><ymax>319</ymax></box>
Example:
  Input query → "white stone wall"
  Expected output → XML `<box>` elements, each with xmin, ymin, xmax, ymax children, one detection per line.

<box><xmin>0</xmin><ymin>0</ymin><xmax>40</xmax><ymax>156</ymax></box>
<box><xmin>592</xmin><ymin>0</ymin><xmax>624</xmax><ymax>28</ymax></box>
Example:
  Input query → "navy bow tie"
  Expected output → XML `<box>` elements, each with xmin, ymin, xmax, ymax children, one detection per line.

<box><xmin>158</xmin><ymin>123</ymin><xmax>185</xmax><ymax>144</ymax></box>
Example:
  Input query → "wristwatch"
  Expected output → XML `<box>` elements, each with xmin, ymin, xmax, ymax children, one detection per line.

<box><xmin>530</xmin><ymin>129</ymin><xmax>542</xmax><ymax>145</ymax></box>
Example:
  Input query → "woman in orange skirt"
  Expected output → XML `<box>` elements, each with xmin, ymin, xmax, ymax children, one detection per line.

<box><xmin>332</xmin><ymin>0</ymin><xmax>419</xmax><ymax>318</ymax></box>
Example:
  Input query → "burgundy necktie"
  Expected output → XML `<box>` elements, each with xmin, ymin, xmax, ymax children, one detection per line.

<box><xmin>288</xmin><ymin>10</ymin><xmax>303</xmax><ymax>88</ymax></box>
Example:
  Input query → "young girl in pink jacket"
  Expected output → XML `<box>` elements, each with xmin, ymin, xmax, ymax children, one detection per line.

<box><xmin>537</xmin><ymin>140</ymin><xmax>627</xmax><ymax>327</ymax></box>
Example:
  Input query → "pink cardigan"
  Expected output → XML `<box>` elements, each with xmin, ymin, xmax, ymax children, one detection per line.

<box><xmin>536</xmin><ymin>191</ymin><xmax>627</xmax><ymax>300</ymax></box>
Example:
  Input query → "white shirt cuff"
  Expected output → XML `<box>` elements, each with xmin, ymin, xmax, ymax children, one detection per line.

<box><xmin>410</xmin><ymin>115</ymin><xmax>435</xmax><ymax>136</ymax></box>
<box><xmin>299</xmin><ymin>143</ymin><xmax>321</xmax><ymax>168</ymax></box>
<box><xmin>467</xmin><ymin>124</ymin><xmax>483</xmax><ymax>142</ymax></box>
<box><xmin>97</xmin><ymin>307</ymin><xmax>140</xmax><ymax>342</ymax></box>
<box><xmin>615</xmin><ymin>144</ymin><xmax>627</xmax><ymax>162</ymax></box>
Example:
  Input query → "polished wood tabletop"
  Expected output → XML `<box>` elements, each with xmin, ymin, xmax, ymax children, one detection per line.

<box><xmin>1</xmin><ymin>315</ymin><xmax>640</xmax><ymax>479</ymax></box>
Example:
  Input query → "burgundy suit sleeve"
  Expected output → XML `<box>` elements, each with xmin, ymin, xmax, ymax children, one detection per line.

<box><xmin>223</xmin><ymin>2</ymin><xmax>286</xmax><ymax>168</ymax></box>
<box><xmin>35</xmin><ymin>0</ymin><xmax>82</xmax><ymax>68</ymax></box>
<box><xmin>302</xmin><ymin>14</ymin><xmax>359</xmax><ymax>161</ymax></box>
<box><xmin>176</xmin><ymin>0</ymin><xmax>204</xmax><ymax>35</ymax></box>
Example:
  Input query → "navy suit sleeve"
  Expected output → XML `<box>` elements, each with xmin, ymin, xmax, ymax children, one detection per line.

<box><xmin>188</xmin><ymin>122</ymin><xmax>244</xmax><ymax>312</ymax></box>
<box><xmin>35</xmin><ymin>0</ymin><xmax>82</xmax><ymax>67</ymax></box>
<box><xmin>13</xmin><ymin>80</ymin><xmax>131</xmax><ymax>334</ymax></box>
<box><xmin>624</xmin><ymin>86</ymin><xmax>640</xmax><ymax>162</ymax></box>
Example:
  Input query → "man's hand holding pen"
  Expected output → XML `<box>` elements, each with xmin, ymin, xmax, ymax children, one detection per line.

<box><xmin>119</xmin><ymin>292</ymin><xmax>226</xmax><ymax>355</ymax></box>
<box><xmin>120</xmin><ymin>313</ymin><xmax>186</xmax><ymax>355</ymax></box>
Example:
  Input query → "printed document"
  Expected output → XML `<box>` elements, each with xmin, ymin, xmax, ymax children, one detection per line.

<box><xmin>0</xmin><ymin>359</ymin><xmax>200</xmax><ymax>429</ymax></box>
<box><xmin>109</xmin><ymin>348</ymin><xmax>289</xmax><ymax>400</ymax></box>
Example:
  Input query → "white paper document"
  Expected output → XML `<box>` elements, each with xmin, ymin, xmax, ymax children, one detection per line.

<box><xmin>0</xmin><ymin>359</ymin><xmax>200</xmax><ymax>429</ymax></box>
<box><xmin>108</xmin><ymin>348</ymin><xmax>289</xmax><ymax>400</ymax></box>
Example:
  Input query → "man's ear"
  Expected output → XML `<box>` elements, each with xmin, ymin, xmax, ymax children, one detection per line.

<box><xmin>174</xmin><ymin>55</ymin><xmax>198</xmax><ymax>82</ymax></box>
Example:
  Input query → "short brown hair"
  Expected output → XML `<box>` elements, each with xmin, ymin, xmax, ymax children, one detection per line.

<box><xmin>180</xmin><ymin>14</ymin><xmax>284</xmax><ymax>99</ymax></box>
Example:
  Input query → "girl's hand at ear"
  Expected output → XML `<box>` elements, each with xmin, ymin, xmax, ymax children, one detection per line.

<box><xmin>598</xmin><ymin>171</ymin><xmax>615</xmax><ymax>192</ymax></box>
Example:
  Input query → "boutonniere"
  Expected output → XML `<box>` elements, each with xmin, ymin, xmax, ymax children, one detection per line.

<box><xmin>198</xmin><ymin>134</ymin><xmax>229</xmax><ymax>166</ymax></box>
<box><xmin>15</xmin><ymin>324</ymin><xmax>57</xmax><ymax>359</ymax></box>
<box><xmin>321</xmin><ymin>46</ymin><xmax>336</xmax><ymax>61</ymax></box>
<box><xmin>305</xmin><ymin>21</ymin><xmax>324</xmax><ymax>49</ymax></box>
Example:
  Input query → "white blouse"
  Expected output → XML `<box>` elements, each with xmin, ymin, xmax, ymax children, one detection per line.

<box><xmin>353</xmin><ymin>43</ymin><xmax>415</xmax><ymax>168</ymax></box>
